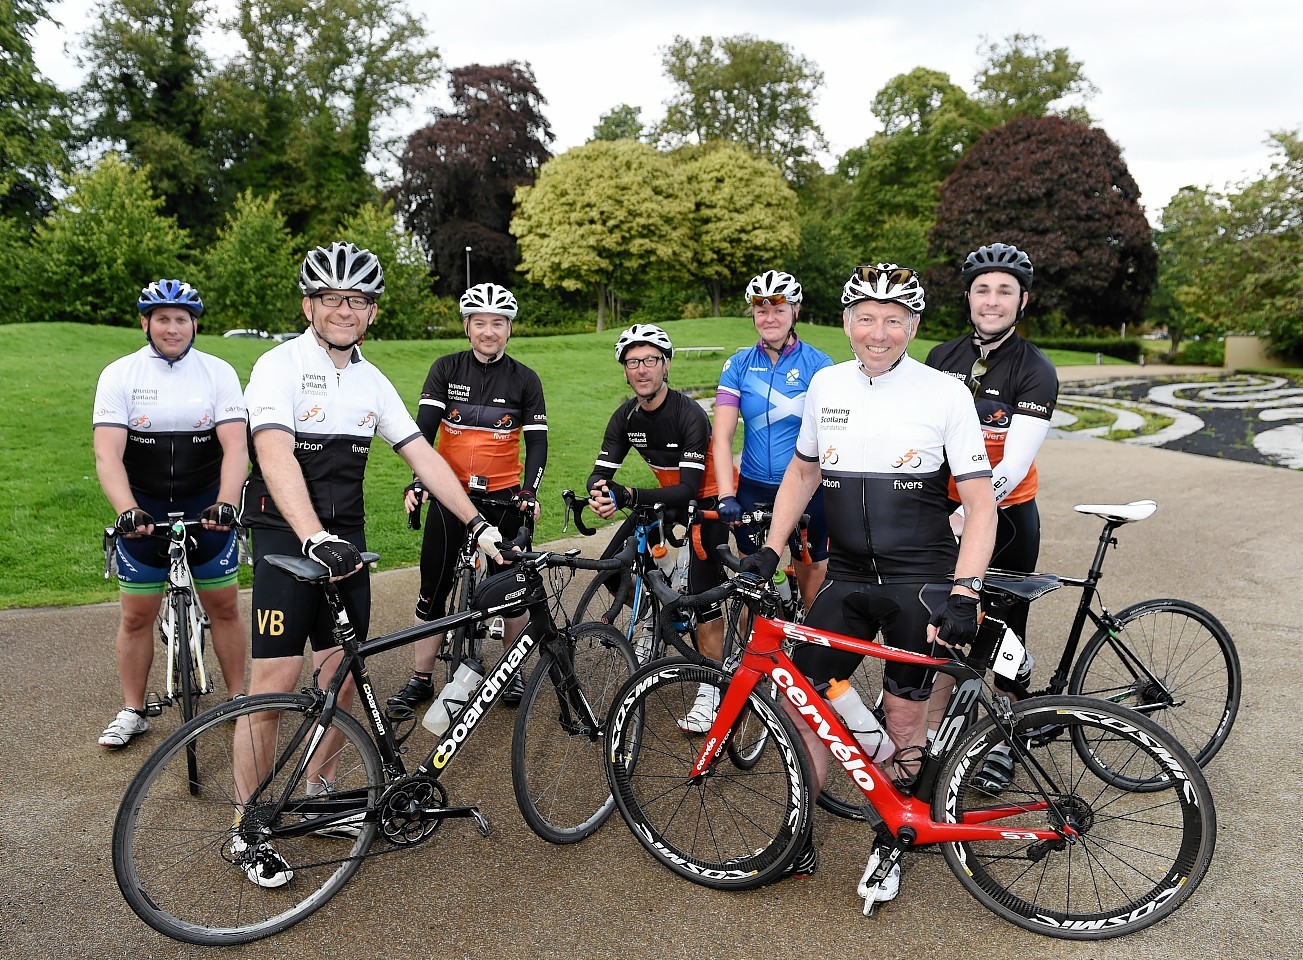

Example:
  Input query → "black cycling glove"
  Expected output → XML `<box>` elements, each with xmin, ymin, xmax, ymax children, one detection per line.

<box><xmin>303</xmin><ymin>531</ymin><xmax>363</xmax><ymax>578</ymax></box>
<box><xmin>200</xmin><ymin>502</ymin><xmax>238</xmax><ymax>527</ymax></box>
<box><xmin>738</xmin><ymin>546</ymin><xmax>779</xmax><ymax>581</ymax></box>
<box><xmin>930</xmin><ymin>594</ymin><xmax>980</xmax><ymax>648</ymax></box>
<box><xmin>605</xmin><ymin>480</ymin><xmax>636</xmax><ymax>510</ymax></box>
<box><xmin>116</xmin><ymin>508</ymin><xmax>154</xmax><ymax>535</ymax></box>
<box><xmin>404</xmin><ymin>478</ymin><xmax>426</xmax><ymax>502</ymax></box>
<box><xmin>514</xmin><ymin>488</ymin><xmax>538</xmax><ymax>515</ymax></box>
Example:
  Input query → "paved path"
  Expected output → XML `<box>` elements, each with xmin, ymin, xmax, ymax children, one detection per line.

<box><xmin>2</xmin><ymin>431</ymin><xmax>1300</xmax><ymax>959</ymax></box>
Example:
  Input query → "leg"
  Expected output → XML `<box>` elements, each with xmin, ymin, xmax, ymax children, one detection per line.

<box><xmin>199</xmin><ymin>583</ymin><xmax>246</xmax><ymax>697</ymax></box>
<box><xmin>792</xmin><ymin>558</ymin><xmax>827</xmax><ymax>613</ymax></box>
<box><xmin>115</xmin><ymin>591</ymin><xmax>164</xmax><ymax>711</ymax></box>
<box><xmin>392</xmin><ymin>502</ymin><xmax>461</xmax><ymax>705</ymax></box>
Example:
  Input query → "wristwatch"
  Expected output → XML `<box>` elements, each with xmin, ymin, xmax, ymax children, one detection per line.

<box><xmin>952</xmin><ymin>576</ymin><xmax>984</xmax><ymax>593</ymax></box>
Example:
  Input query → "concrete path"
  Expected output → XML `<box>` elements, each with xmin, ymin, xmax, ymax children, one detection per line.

<box><xmin>1</xmin><ymin>432</ymin><xmax>1300</xmax><ymax>959</ymax></box>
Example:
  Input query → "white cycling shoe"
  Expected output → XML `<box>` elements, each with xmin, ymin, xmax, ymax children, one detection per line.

<box><xmin>857</xmin><ymin>850</ymin><xmax>900</xmax><ymax>915</ymax></box>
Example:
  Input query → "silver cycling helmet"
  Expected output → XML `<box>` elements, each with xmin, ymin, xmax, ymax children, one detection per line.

<box><xmin>962</xmin><ymin>242</ymin><xmax>1033</xmax><ymax>290</ymax></box>
<box><xmin>614</xmin><ymin>323</ymin><xmax>674</xmax><ymax>362</ymax></box>
<box><xmin>841</xmin><ymin>263</ymin><xmax>926</xmax><ymax>314</ymax></box>
<box><xmin>745</xmin><ymin>270</ymin><xmax>803</xmax><ymax>306</ymax></box>
<box><xmin>299</xmin><ymin>242</ymin><xmax>385</xmax><ymax>298</ymax></box>
<box><xmin>459</xmin><ymin>283</ymin><xmax>518</xmax><ymax>320</ymax></box>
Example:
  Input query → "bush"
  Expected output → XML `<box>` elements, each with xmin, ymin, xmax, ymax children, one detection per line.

<box><xmin>1032</xmin><ymin>337</ymin><xmax>1143</xmax><ymax>362</ymax></box>
<box><xmin>1174</xmin><ymin>337</ymin><xmax>1224</xmax><ymax>366</ymax></box>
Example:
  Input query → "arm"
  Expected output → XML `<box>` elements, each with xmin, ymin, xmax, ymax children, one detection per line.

<box><xmin>253</xmin><ymin>428</ymin><xmax>326</xmax><ymax>544</ymax></box>
<box><xmin>214</xmin><ymin>420</ymin><xmax>249</xmax><ymax>508</ymax></box>
<box><xmin>951</xmin><ymin>475</ymin><xmax>996</xmax><ymax>593</ymax></box>
<box><xmin>399</xmin><ymin>437</ymin><xmax>504</xmax><ymax>558</ymax></box>
<box><xmin>93</xmin><ymin>425</ymin><xmax>150</xmax><ymax>531</ymax></box>
<box><xmin>520</xmin><ymin>368</ymin><xmax>548</xmax><ymax>501</ymax></box>
<box><xmin>711</xmin><ymin>403</ymin><xmax>741</xmax><ymax>499</ymax></box>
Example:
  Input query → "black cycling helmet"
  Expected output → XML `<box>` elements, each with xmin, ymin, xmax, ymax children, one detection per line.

<box><xmin>962</xmin><ymin>243</ymin><xmax>1033</xmax><ymax>291</ymax></box>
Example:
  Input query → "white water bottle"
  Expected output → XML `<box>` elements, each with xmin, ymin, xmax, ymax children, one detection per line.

<box><xmin>651</xmin><ymin>541</ymin><xmax>676</xmax><ymax>580</ymax></box>
<box><xmin>422</xmin><ymin>658</ymin><xmax>484</xmax><ymax>735</ymax></box>
<box><xmin>826</xmin><ymin>678</ymin><xmax>896</xmax><ymax>763</ymax></box>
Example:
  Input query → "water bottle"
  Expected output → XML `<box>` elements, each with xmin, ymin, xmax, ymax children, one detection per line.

<box><xmin>773</xmin><ymin>568</ymin><xmax>793</xmax><ymax>606</ymax></box>
<box><xmin>422</xmin><ymin>657</ymin><xmax>484</xmax><ymax>735</ymax></box>
<box><xmin>825</xmin><ymin>678</ymin><xmax>895</xmax><ymax>763</ymax></box>
<box><xmin>651</xmin><ymin>541</ymin><xmax>676</xmax><ymax>580</ymax></box>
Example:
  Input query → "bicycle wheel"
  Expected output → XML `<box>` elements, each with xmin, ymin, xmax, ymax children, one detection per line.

<box><xmin>171</xmin><ymin>593</ymin><xmax>201</xmax><ymax>794</ymax></box>
<box><xmin>816</xmin><ymin>655</ymin><xmax>886</xmax><ymax>820</ymax></box>
<box><xmin>574</xmin><ymin>567</ymin><xmax>656</xmax><ymax>662</ymax></box>
<box><xmin>605</xmin><ymin>660</ymin><xmax>813</xmax><ymax>890</ymax></box>
<box><xmin>114</xmin><ymin>694</ymin><xmax>383</xmax><ymax>946</ymax></box>
<box><xmin>511</xmin><ymin>622</ymin><xmax>638</xmax><ymax>844</ymax></box>
<box><xmin>934</xmin><ymin>695</ymin><xmax>1216</xmax><ymax>940</ymax></box>
<box><xmin>1070</xmin><ymin>598</ymin><xmax>1240</xmax><ymax>787</ymax></box>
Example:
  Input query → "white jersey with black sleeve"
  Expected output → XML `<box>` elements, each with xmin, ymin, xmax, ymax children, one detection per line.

<box><xmin>240</xmin><ymin>332</ymin><xmax>422</xmax><ymax>532</ymax></box>
<box><xmin>795</xmin><ymin>355</ymin><xmax>990</xmax><ymax>582</ymax></box>
<box><xmin>92</xmin><ymin>345</ymin><xmax>247</xmax><ymax>500</ymax></box>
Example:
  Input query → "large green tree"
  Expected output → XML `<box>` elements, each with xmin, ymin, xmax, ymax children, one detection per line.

<box><xmin>656</xmin><ymin>34</ymin><xmax>826</xmax><ymax>183</ymax></box>
<box><xmin>77</xmin><ymin>0</ymin><xmax>217</xmax><ymax>238</ymax></box>
<box><xmin>207</xmin><ymin>0</ymin><xmax>439</xmax><ymax>240</ymax></box>
<box><xmin>337</xmin><ymin>201</ymin><xmax>441</xmax><ymax>341</ymax></box>
<box><xmin>29</xmin><ymin>153</ymin><xmax>190</xmax><ymax>325</ymax></box>
<box><xmin>677</xmin><ymin>143</ymin><xmax>799</xmax><ymax>315</ymax></box>
<box><xmin>591</xmin><ymin>104</ymin><xmax>645</xmax><ymax>143</ymax></box>
<box><xmin>974</xmin><ymin>33</ymin><xmax>1099</xmax><ymax>126</ymax></box>
<box><xmin>393</xmin><ymin>62</ymin><xmax>552</xmax><ymax>296</ymax></box>
<box><xmin>198</xmin><ymin>188</ymin><xmax>300</xmax><ymax>334</ymax></box>
<box><xmin>928</xmin><ymin>116</ymin><xmax>1156</xmax><ymax>332</ymax></box>
<box><xmin>512</xmin><ymin>140</ymin><xmax>691</xmax><ymax>331</ymax></box>
<box><xmin>1</xmin><ymin>0</ymin><xmax>71</xmax><ymax>226</ymax></box>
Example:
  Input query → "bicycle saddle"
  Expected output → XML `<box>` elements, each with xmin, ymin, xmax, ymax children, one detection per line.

<box><xmin>1073</xmin><ymin>500</ymin><xmax>1157</xmax><ymax>523</ymax></box>
<box><xmin>266</xmin><ymin>552</ymin><xmax>381</xmax><ymax>581</ymax></box>
<box><xmin>982</xmin><ymin>571</ymin><xmax>1062</xmax><ymax>603</ymax></box>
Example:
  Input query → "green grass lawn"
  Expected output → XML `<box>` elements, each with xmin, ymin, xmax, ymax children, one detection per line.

<box><xmin>0</xmin><ymin>319</ymin><xmax>1118</xmax><ymax>609</ymax></box>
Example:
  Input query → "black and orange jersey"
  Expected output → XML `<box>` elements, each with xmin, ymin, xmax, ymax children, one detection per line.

<box><xmin>417</xmin><ymin>350</ymin><xmax>547</xmax><ymax>494</ymax></box>
<box><xmin>587</xmin><ymin>388</ymin><xmax>732</xmax><ymax>507</ymax></box>
<box><xmin>925</xmin><ymin>333</ymin><xmax>1058</xmax><ymax>506</ymax></box>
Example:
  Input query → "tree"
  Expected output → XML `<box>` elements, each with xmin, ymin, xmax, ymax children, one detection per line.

<box><xmin>1150</xmin><ymin>186</ymin><xmax>1227</xmax><ymax>358</ymax></box>
<box><xmin>677</xmin><ymin>143</ymin><xmax>799</xmax><ymax>314</ymax></box>
<box><xmin>76</xmin><ymin>0</ymin><xmax>217</xmax><ymax>239</ymax></box>
<box><xmin>393</xmin><ymin>62</ymin><xmax>552</xmax><ymax>296</ymax></box>
<box><xmin>656</xmin><ymin>34</ymin><xmax>826</xmax><ymax>183</ymax></box>
<box><xmin>208</xmin><ymin>0</ymin><xmax>439</xmax><ymax>240</ymax></box>
<box><xmin>591</xmin><ymin>104</ymin><xmax>645</xmax><ymax>143</ymax></box>
<box><xmin>512</xmin><ymin>140</ymin><xmax>692</xmax><ymax>331</ymax></box>
<box><xmin>0</xmin><ymin>0</ymin><xmax>71</xmax><ymax>226</ymax></box>
<box><xmin>29</xmin><ymin>154</ymin><xmax>190</xmax><ymax>325</ymax></box>
<box><xmin>974</xmin><ymin>33</ymin><xmax>1099</xmax><ymax>127</ymax></box>
<box><xmin>337</xmin><ymin>201</ymin><xmax>440</xmax><ymax>341</ymax></box>
<box><xmin>198</xmin><ymin>189</ymin><xmax>300</xmax><ymax>334</ymax></box>
<box><xmin>928</xmin><ymin>116</ymin><xmax>1156</xmax><ymax>332</ymax></box>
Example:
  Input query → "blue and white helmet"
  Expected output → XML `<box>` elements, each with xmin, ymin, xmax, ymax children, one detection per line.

<box><xmin>137</xmin><ymin>279</ymin><xmax>204</xmax><ymax>317</ymax></box>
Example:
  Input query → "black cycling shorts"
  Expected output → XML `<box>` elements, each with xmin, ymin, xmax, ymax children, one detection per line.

<box><xmin>250</xmin><ymin>527</ymin><xmax>371</xmax><ymax>658</ymax></box>
<box><xmin>415</xmin><ymin>490</ymin><xmax>526</xmax><ymax>621</ymax></box>
<box><xmin>794</xmin><ymin>578</ymin><xmax>953</xmax><ymax>701</ymax></box>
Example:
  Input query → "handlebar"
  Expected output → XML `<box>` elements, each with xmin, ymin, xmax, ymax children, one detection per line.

<box><xmin>688</xmin><ymin>502</ymin><xmax>812</xmax><ymax>564</ymax></box>
<box><xmin>102</xmin><ymin>515</ymin><xmax>226</xmax><ymax>580</ymax></box>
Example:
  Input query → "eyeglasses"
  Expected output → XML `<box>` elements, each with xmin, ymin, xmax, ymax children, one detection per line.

<box><xmin>749</xmin><ymin>295</ymin><xmax>790</xmax><ymax>307</ymax></box>
<box><xmin>313</xmin><ymin>293</ymin><xmax>374</xmax><ymax>310</ymax></box>
<box><xmin>854</xmin><ymin>265</ymin><xmax>917</xmax><ymax>286</ymax></box>
<box><xmin>622</xmin><ymin>355</ymin><xmax>665</xmax><ymax>369</ymax></box>
<box><xmin>970</xmin><ymin>354</ymin><xmax>989</xmax><ymax>396</ymax></box>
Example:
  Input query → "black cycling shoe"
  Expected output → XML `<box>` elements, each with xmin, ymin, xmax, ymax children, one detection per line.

<box><xmin>501</xmin><ymin>672</ymin><xmax>527</xmax><ymax>707</ymax></box>
<box><xmin>388</xmin><ymin>676</ymin><xmax>434</xmax><ymax>708</ymax></box>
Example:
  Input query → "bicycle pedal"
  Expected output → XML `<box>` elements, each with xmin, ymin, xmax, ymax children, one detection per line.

<box><xmin>143</xmin><ymin>694</ymin><xmax>166</xmax><ymax>717</ymax></box>
<box><xmin>487</xmin><ymin>617</ymin><xmax>506</xmax><ymax>640</ymax></box>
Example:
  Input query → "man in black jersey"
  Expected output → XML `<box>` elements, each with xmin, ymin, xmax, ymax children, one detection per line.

<box><xmin>587</xmin><ymin>324</ymin><xmax>732</xmax><ymax>732</ymax></box>
<box><xmin>925</xmin><ymin>243</ymin><xmax>1058</xmax><ymax>793</ymax></box>
<box><xmin>389</xmin><ymin>283</ymin><xmax>548</xmax><ymax>710</ymax></box>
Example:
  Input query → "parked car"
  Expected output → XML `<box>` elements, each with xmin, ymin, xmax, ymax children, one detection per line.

<box><xmin>222</xmin><ymin>329</ymin><xmax>272</xmax><ymax>340</ymax></box>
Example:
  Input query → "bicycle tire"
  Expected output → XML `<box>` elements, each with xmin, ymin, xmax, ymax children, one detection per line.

<box><xmin>1069</xmin><ymin>598</ymin><xmax>1240</xmax><ymax>789</ymax></box>
<box><xmin>934</xmin><ymin>694</ymin><xmax>1216</xmax><ymax>940</ymax></box>
<box><xmin>447</xmin><ymin>563</ymin><xmax>479</xmax><ymax>666</ymax></box>
<box><xmin>511</xmin><ymin>622</ymin><xmax>638</xmax><ymax>844</ymax></box>
<box><xmin>815</xmin><ymin>656</ymin><xmax>886</xmax><ymax>820</ymax></box>
<box><xmin>605</xmin><ymin>659</ymin><xmax>813</xmax><ymax>890</ymax></box>
<box><xmin>114</xmin><ymin>693</ymin><xmax>383</xmax><ymax>946</ymax></box>
<box><xmin>574</xmin><ymin>567</ymin><xmax>657</xmax><ymax>663</ymax></box>
<box><xmin>172</xmin><ymin>592</ymin><xmax>201</xmax><ymax>795</ymax></box>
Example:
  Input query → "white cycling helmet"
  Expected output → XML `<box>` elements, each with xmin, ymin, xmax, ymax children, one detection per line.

<box><xmin>745</xmin><ymin>270</ymin><xmax>803</xmax><ymax>306</ymax></box>
<box><xmin>459</xmin><ymin>283</ymin><xmax>518</xmax><ymax>320</ymax></box>
<box><xmin>614</xmin><ymin>323</ymin><xmax>674</xmax><ymax>362</ymax></box>
<box><xmin>841</xmin><ymin>263</ymin><xmax>926</xmax><ymax>313</ymax></box>
<box><xmin>299</xmin><ymin>242</ymin><xmax>385</xmax><ymax>297</ymax></box>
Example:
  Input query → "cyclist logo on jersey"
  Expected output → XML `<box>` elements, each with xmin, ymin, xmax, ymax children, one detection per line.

<box><xmin>357</xmin><ymin>411</ymin><xmax>377</xmax><ymax>428</ymax></box>
<box><xmin>821</xmin><ymin>445</ymin><xmax>839</xmax><ymax>466</ymax></box>
<box><xmin>130</xmin><ymin>415</ymin><xmax>151</xmax><ymax>429</ymax></box>
<box><xmin>892</xmin><ymin>449</ymin><xmax>923</xmax><ymax>469</ymax></box>
<box><xmin>493</xmin><ymin>414</ymin><xmax>515</xmax><ymax>429</ymax></box>
<box><xmin>298</xmin><ymin>405</ymin><xmax>326</xmax><ymax>423</ymax></box>
<box><xmin>447</xmin><ymin>408</ymin><xmax>463</xmax><ymax>423</ymax></box>
<box><xmin>193</xmin><ymin>414</ymin><xmax>212</xmax><ymax>429</ymax></box>
<box><xmin>982</xmin><ymin>407</ymin><xmax>1012</xmax><ymax>428</ymax></box>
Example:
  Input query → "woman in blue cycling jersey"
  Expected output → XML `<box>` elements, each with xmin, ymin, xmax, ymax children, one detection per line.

<box><xmin>711</xmin><ymin>270</ymin><xmax>833</xmax><ymax>607</ymax></box>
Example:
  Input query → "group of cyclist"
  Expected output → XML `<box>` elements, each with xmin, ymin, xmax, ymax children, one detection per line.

<box><xmin>92</xmin><ymin>237</ymin><xmax>1056</xmax><ymax>893</ymax></box>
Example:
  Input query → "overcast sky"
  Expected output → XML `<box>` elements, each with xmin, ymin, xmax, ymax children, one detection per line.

<box><xmin>31</xmin><ymin>0</ymin><xmax>1302</xmax><ymax>225</ymax></box>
